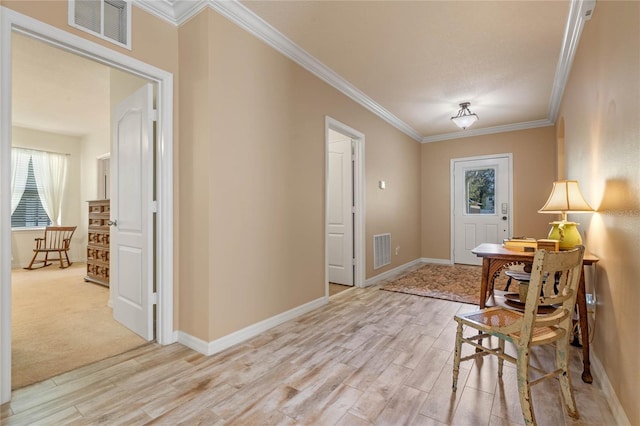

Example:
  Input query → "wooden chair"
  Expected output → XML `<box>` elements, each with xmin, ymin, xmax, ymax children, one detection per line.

<box><xmin>452</xmin><ymin>246</ymin><xmax>585</xmax><ymax>426</ymax></box>
<box><xmin>25</xmin><ymin>226</ymin><xmax>77</xmax><ymax>270</ymax></box>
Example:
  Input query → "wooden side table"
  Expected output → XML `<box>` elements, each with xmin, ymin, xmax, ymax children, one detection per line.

<box><xmin>472</xmin><ymin>243</ymin><xmax>599</xmax><ymax>383</ymax></box>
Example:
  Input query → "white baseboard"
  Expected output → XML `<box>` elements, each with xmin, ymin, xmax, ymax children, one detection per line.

<box><xmin>591</xmin><ymin>350</ymin><xmax>631</xmax><ymax>426</ymax></box>
<box><xmin>178</xmin><ymin>296</ymin><xmax>327</xmax><ymax>356</ymax></box>
<box><xmin>364</xmin><ymin>257</ymin><xmax>453</xmax><ymax>287</ymax></box>
<box><xmin>364</xmin><ymin>258</ymin><xmax>425</xmax><ymax>287</ymax></box>
<box><xmin>419</xmin><ymin>257</ymin><xmax>453</xmax><ymax>265</ymax></box>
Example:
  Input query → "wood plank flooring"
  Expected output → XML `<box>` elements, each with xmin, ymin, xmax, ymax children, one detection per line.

<box><xmin>1</xmin><ymin>285</ymin><xmax>616</xmax><ymax>425</ymax></box>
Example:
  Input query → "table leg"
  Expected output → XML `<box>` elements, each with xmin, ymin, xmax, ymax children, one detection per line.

<box><xmin>575</xmin><ymin>266</ymin><xmax>593</xmax><ymax>383</ymax></box>
<box><xmin>480</xmin><ymin>258</ymin><xmax>490</xmax><ymax>309</ymax></box>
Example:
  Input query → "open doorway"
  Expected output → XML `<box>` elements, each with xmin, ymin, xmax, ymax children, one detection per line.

<box><xmin>9</xmin><ymin>32</ymin><xmax>151</xmax><ymax>389</ymax></box>
<box><xmin>1</xmin><ymin>9</ymin><xmax>175</xmax><ymax>403</ymax></box>
<box><xmin>325</xmin><ymin>117</ymin><xmax>365</xmax><ymax>296</ymax></box>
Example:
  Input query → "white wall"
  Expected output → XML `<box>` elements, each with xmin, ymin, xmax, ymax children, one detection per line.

<box><xmin>78</xmin><ymin>131</ymin><xmax>110</xmax><ymax>255</ymax></box>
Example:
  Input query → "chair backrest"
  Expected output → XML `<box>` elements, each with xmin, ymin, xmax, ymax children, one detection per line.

<box><xmin>43</xmin><ymin>226</ymin><xmax>77</xmax><ymax>250</ymax></box>
<box><xmin>519</xmin><ymin>246</ymin><xmax>585</xmax><ymax>343</ymax></box>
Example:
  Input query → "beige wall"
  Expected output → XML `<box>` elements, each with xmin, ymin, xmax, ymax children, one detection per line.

<box><xmin>421</xmin><ymin>126</ymin><xmax>557</xmax><ymax>260</ymax></box>
<box><xmin>0</xmin><ymin>1</ymin><xmax>179</xmax><ymax>74</ymax></box>
<box><xmin>175</xmin><ymin>9</ymin><xmax>421</xmax><ymax>341</ymax></box>
<box><xmin>177</xmin><ymin>10</ymin><xmax>213</xmax><ymax>339</ymax></box>
<box><xmin>558</xmin><ymin>1</ymin><xmax>639</xmax><ymax>424</ymax></box>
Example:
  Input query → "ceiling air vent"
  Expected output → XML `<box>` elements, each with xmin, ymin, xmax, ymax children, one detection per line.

<box><xmin>69</xmin><ymin>0</ymin><xmax>131</xmax><ymax>49</ymax></box>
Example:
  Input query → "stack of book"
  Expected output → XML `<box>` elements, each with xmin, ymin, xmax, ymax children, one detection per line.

<box><xmin>502</xmin><ymin>238</ymin><xmax>561</xmax><ymax>252</ymax></box>
<box><xmin>503</xmin><ymin>237</ymin><xmax>537</xmax><ymax>252</ymax></box>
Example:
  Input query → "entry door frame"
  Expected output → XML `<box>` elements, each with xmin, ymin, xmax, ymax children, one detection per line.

<box><xmin>450</xmin><ymin>153</ymin><xmax>513</xmax><ymax>263</ymax></box>
<box><xmin>325</xmin><ymin>117</ymin><xmax>365</xmax><ymax>291</ymax></box>
<box><xmin>0</xmin><ymin>7</ymin><xmax>175</xmax><ymax>403</ymax></box>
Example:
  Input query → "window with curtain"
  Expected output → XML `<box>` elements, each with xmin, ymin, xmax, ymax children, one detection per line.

<box><xmin>11</xmin><ymin>148</ymin><xmax>69</xmax><ymax>229</ymax></box>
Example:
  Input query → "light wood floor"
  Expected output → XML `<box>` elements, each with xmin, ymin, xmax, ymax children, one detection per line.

<box><xmin>330</xmin><ymin>283</ymin><xmax>353</xmax><ymax>296</ymax></box>
<box><xmin>1</xmin><ymin>285</ymin><xmax>615</xmax><ymax>425</ymax></box>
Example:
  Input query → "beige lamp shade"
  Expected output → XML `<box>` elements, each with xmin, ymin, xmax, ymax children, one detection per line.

<box><xmin>538</xmin><ymin>180</ymin><xmax>594</xmax><ymax>250</ymax></box>
<box><xmin>538</xmin><ymin>180</ymin><xmax>594</xmax><ymax>221</ymax></box>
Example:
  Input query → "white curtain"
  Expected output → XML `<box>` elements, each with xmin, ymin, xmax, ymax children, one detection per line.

<box><xmin>10</xmin><ymin>148</ymin><xmax>32</xmax><ymax>215</ymax></box>
<box><xmin>31</xmin><ymin>150</ymin><xmax>68</xmax><ymax>225</ymax></box>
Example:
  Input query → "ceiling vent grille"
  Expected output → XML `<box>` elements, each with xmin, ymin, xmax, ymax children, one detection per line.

<box><xmin>69</xmin><ymin>0</ymin><xmax>131</xmax><ymax>49</ymax></box>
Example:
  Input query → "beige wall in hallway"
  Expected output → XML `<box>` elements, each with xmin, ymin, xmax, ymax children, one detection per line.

<box><xmin>178</xmin><ymin>8</ymin><xmax>421</xmax><ymax>341</ymax></box>
<box><xmin>421</xmin><ymin>126</ymin><xmax>557</xmax><ymax>261</ymax></box>
<box><xmin>557</xmin><ymin>1</ymin><xmax>639</xmax><ymax>423</ymax></box>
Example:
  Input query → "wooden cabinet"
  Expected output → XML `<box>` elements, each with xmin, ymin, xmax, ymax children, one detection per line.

<box><xmin>85</xmin><ymin>199</ymin><xmax>110</xmax><ymax>286</ymax></box>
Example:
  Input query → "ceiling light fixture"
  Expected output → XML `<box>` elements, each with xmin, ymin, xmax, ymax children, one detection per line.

<box><xmin>450</xmin><ymin>102</ymin><xmax>479</xmax><ymax>130</ymax></box>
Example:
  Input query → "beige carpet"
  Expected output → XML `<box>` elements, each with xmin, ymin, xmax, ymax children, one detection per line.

<box><xmin>11</xmin><ymin>263</ymin><xmax>148</xmax><ymax>389</ymax></box>
<box><xmin>381</xmin><ymin>263</ymin><xmax>513</xmax><ymax>305</ymax></box>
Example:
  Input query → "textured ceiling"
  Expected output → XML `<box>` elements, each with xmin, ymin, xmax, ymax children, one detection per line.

<box><xmin>13</xmin><ymin>0</ymin><xmax>586</xmax><ymax>143</ymax></box>
<box><xmin>12</xmin><ymin>33</ymin><xmax>111</xmax><ymax>136</ymax></box>
<box><xmin>240</xmin><ymin>0</ymin><xmax>571</xmax><ymax>140</ymax></box>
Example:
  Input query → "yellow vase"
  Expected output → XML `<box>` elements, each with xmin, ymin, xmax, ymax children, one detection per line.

<box><xmin>547</xmin><ymin>221</ymin><xmax>582</xmax><ymax>250</ymax></box>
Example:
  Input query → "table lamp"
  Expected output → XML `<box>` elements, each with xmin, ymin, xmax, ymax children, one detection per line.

<box><xmin>538</xmin><ymin>180</ymin><xmax>594</xmax><ymax>250</ymax></box>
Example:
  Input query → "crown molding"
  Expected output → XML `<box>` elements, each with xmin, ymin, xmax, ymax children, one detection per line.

<box><xmin>133</xmin><ymin>0</ymin><xmax>206</xmax><ymax>26</ymax></box>
<box><xmin>548</xmin><ymin>0</ymin><xmax>596</xmax><ymax>121</ymax></box>
<box><xmin>133</xmin><ymin>0</ymin><xmax>591</xmax><ymax>144</ymax></box>
<box><xmin>421</xmin><ymin>119</ymin><xmax>554</xmax><ymax>144</ymax></box>
<box><xmin>206</xmin><ymin>0</ymin><xmax>423</xmax><ymax>142</ymax></box>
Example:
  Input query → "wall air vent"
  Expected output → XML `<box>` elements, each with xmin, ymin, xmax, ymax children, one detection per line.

<box><xmin>69</xmin><ymin>0</ymin><xmax>131</xmax><ymax>49</ymax></box>
<box><xmin>373</xmin><ymin>233</ymin><xmax>391</xmax><ymax>270</ymax></box>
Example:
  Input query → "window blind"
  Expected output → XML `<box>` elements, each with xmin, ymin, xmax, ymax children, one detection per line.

<box><xmin>11</xmin><ymin>158</ymin><xmax>52</xmax><ymax>228</ymax></box>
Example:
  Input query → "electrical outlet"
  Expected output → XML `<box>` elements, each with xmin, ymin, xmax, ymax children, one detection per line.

<box><xmin>395</xmin><ymin>246</ymin><xmax>400</xmax><ymax>255</ymax></box>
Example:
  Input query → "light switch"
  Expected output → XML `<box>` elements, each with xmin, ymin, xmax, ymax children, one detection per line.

<box><xmin>379</xmin><ymin>180</ymin><xmax>386</xmax><ymax>189</ymax></box>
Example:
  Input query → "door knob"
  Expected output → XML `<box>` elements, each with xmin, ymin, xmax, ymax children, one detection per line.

<box><xmin>502</xmin><ymin>216</ymin><xmax>508</xmax><ymax>221</ymax></box>
<box><xmin>108</xmin><ymin>220</ymin><xmax>118</xmax><ymax>226</ymax></box>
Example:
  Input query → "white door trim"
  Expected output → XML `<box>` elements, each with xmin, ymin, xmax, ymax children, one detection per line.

<box><xmin>0</xmin><ymin>6</ymin><xmax>175</xmax><ymax>403</ymax></box>
<box><xmin>449</xmin><ymin>153</ymin><xmax>513</xmax><ymax>263</ymax></box>
<box><xmin>325</xmin><ymin>117</ymin><xmax>365</xmax><ymax>291</ymax></box>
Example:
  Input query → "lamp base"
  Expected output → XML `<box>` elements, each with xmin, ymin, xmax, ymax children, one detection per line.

<box><xmin>547</xmin><ymin>221</ymin><xmax>582</xmax><ymax>250</ymax></box>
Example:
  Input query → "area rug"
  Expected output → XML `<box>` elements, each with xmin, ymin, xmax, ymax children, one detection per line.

<box><xmin>381</xmin><ymin>263</ymin><xmax>511</xmax><ymax>305</ymax></box>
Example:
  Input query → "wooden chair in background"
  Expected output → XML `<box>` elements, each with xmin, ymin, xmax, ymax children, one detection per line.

<box><xmin>452</xmin><ymin>246</ymin><xmax>585</xmax><ymax>426</ymax></box>
<box><xmin>25</xmin><ymin>226</ymin><xmax>77</xmax><ymax>270</ymax></box>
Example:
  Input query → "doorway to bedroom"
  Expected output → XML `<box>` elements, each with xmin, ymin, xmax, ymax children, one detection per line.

<box><xmin>1</xmin><ymin>9</ymin><xmax>175</xmax><ymax>403</ymax></box>
<box><xmin>9</xmin><ymin>32</ymin><xmax>150</xmax><ymax>390</ymax></box>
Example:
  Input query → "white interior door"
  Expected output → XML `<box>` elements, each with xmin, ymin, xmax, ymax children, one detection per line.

<box><xmin>111</xmin><ymin>83</ymin><xmax>154</xmax><ymax>340</ymax></box>
<box><xmin>453</xmin><ymin>155</ymin><xmax>511</xmax><ymax>265</ymax></box>
<box><xmin>327</xmin><ymin>131</ymin><xmax>354</xmax><ymax>286</ymax></box>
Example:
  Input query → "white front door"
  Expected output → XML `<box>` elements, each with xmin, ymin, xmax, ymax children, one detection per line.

<box><xmin>111</xmin><ymin>84</ymin><xmax>155</xmax><ymax>340</ymax></box>
<box><xmin>453</xmin><ymin>155</ymin><xmax>512</xmax><ymax>265</ymax></box>
<box><xmin>327</xmin><ymin>131</ymin><xmax>354</xmax><ymax>286</ymax></box>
